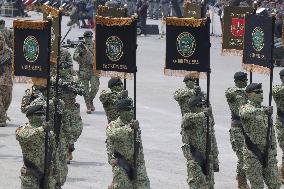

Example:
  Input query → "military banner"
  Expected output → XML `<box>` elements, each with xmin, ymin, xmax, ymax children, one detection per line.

<box><xmin>97</xmin><ymin>5</ymin><xmax>127</xmax><ymax>17</ymax></box>
<box><xmin>95</xmin><ymin>16</ymin><xmax>137</xmax><ymax>78</ymax></box>
<box><xmin>222</xmin><ymin>6</ymin><xmax>253</xmax><ymax>56</ymax></box>
<box><xmin>164</xmin><ymin>17</ymin><xmax>210</xmax><ymax>77</ymax></box>
<box><xmin>13</xmin><ymin>20</ymin><xmax>51</xmax><ymax>78</ymax></box>
<box><xmin>242</xmin><ymin>14</ymin><xmax>274</xmax><ymax>74</ymax></box>
<box><xmin>183</xmin><ymin>2</ymin><xmax>205</xmax><ymax>19</ymax></box>
<box><xmin>42</xmin><ymin>4</ymin><xmax>61</xmax><ymax>64</ymax></box>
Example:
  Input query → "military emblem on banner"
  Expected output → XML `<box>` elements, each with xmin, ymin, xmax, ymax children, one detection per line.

<box><xmin>42</xmin><ymin>4</ymin><xmax>61</xmax><ymax>64</ymax></box>
<box><xmin>95</xmin><ymin>16</ymin><xmax>137</xmax><ymax>79</ymax></box>
<box><xmin>13</xmin><ymin>20</ymin><xmax>51</xmax><ymax>78</ymax></box>
<box><xmin>242</xmin><ymin>14</ymin><xmax>274</xmax><ymax>74</ymax></box>
<box><xmin>222</xmin><ymin>6</ymin><xmax>253</xmax><ymax>56</ymax></box>
<box><xmin>164</xmin><ymin>17</ymin><xmax>210</xmax><ymax>77</ymax></box>
<box><xmin>183</xmin><ymin>2</ymin><xmax>205</xmax><ymax>19</ymax></box>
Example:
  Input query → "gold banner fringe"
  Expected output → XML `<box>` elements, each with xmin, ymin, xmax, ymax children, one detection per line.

<box><xmin>31</xmin><ymin>77</ymin><xmax>47</xmax><ymax>86</ymax></box>
<box><xmin>50</xmin><ymin>51</ymin><xmax>57</xmax><ymax>65</ymax></box>
<box><xmin>242</xmin><ymin>63</ymin><xmax>271</xmax><ymax>75</ymax></box>
<box><xmin>221</xmin><ymin>49</ymin><xmax>243</xmax><ymax>56</ymax></box>
<box><xmin>166</xmin><ymin>17</ymin><xmax>207</xmax><ymax>27</ymax></box>
<box><xmin>97</xmin><ymin>70</ymin><xmax>133</xmax><ymax>79</ymax></box>
<box><xmin>13</xmin><ymin>20</ymin><xmax>49</xmax><ymax>30</ymax></box>
<box><xmin>96</xmin><ymin>16</ymin><xmax>134</xmax><ymax>26</ymax></box>
<box><xmin>164</xmin><ymin>69</ymin><xmax>206</xmax><ymax>78</ymax></box>
<box><xmin>13</xmin><ymin>76</ymin><xmax>32</xmax><ymax>83</ymax></box>
<box><xmin>42</xmin><ymin>4</ymin><xmax>60</xmax><ymax>17</ymax></box>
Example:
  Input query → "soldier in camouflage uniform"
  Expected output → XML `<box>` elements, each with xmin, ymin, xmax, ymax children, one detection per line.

<box><xmin>16</xmin><ymin>94</ymin><xmax>57</xmax><ymax>189</ymax></box>
<box><xmin>52</xmin><ymin>50</ymin><xmax>85</xmax><ymax>164</ymax></box>
<box><xmin>73</xmin><ymin>31</ymin><xmax>100</xmax><ymax>114</ymax></box>
<box><xmin>181</xmin><ymin>96</ymin><xmax>218</xmax><ymax>189</ymax></box>
<box><xmin>225</xmin><ymin>72</ymin><xmax>249</xmax><ymax>189</ymax></box>
<box><xmin>240</xmin><ymin>83</ymin><xmax>280</xmax><ymax>189</ymax></box>
<box><xmin>100</xmin><ymin>78</ymin><xmax>130</xmax><ymax>123</ymax></box>
<box><xmin>0</xmin><ymin>19</ymin><xmax>13</xmax><ymax>49</ymax></box>
<box><xmin>272</xmin><ymin>69</ymin><xmax>284</xmax><ymax>183</ymax></box>
<box><xmin>106</xmin><ymin>98</ymin><xmax>150</xmax><ymax>189</ymax></box>
<box><xmin>0</xmin><ymin>33</ymin><xmax>13</xmax><ymax>127</ymax></box>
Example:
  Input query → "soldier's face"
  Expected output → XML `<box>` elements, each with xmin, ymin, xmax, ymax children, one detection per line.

<box><xmin>0</xmin><ymin>24</ymin><xmax>4</xmax><ymax>30</ymax></box>
<box><xmin>120</xmin><ymin>110</ymin><xmax>134</xmax><ymax>122</ymax></box>
<box><xmin>112</xmin><ymin>84</ymin><xmax>123</xmax><ymax>92</ymax></box>
<box><xmin>84</xmin><ymin>36</ymin><xmax>92</xmax><ymax>44</ymax></box>
<box><xmin>251</xmin><ymin>90</ymin><xmax>263</xmax><ymax>103</ymax></box>
<box><xmin>236</xmin><ymin>79</ymin><xmax>247</xmax><ymax>88</ymax></box>
<box><xmin>280</xmin><ymin>76</ymin><xmax>284</xmax><ymax>84</ymax></box>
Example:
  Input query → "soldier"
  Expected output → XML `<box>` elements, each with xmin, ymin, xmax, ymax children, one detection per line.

<box><xmin>52</xmin><ymin>51</ymin><xmax>84</xmax><ymax>164</ymax></box>
<box><xmin>225</xmin><ymin>72</ymin><xmax>249</xmax><ymax>189</ymax></box>
<box><xmin>160</xmin><ymin>0</ymin><xmax>170</xmax><ymax>17</ymax></box>
<box><xmin>181</xmin><ymin>96</ymin><xmax>218</xmax><ymax>189</ymax></box>
<box><xmin>174</xmin><ymin>74</ymin><xmax>202</xmax><ymax>115</ymax></box>
<box><xmin>0</xmin><ymin>33</ymin><xmax>13</xmax><ymax>127</ymax></box>
<box><xmin>105</xmin><ymin>0</ymin><xmax>120</xmax><ymax>8</ymax></box>
<box><xmin>16</xmin><ymin>94</ymin><xmax>57</xmax><ymax>189</ymax></box>
<box><xmin>0</xmin><ymin>19</ymin><xmax>13</xmax><ymax>49</ymax></box>
<box><xmin>240</xmin><ymin>83</ymin><xmax>280</xmax><ymax>189</ymax></box>
<box><xmin>100</xmin><ymin>78</ymin><xmax>129</xmax><ymax>123</ymax></box>
<box><xmin>272</xmin><ymin>69</ymin><xmax>284</xmax><ymax>183</ymax></box>
<box><xmin>73</xmin><ymin>31</ymin><xmax>100</xmax><ymax>114</ymax></box>
<box><xmin>106</xmin><ymin>98</ymin><xmax>150</xmax><ymax>189</ymax></box>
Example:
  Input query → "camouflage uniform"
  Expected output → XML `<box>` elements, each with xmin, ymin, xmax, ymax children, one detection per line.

<box><xmin>100</xmin><ymin>78</ymin><xmax>129</xmax><ymax>123</ymax></box>
<box><xmin>16</xmin><ymin>95</ymin><xmax>57</xmax><ymax>189</ymax></box>
<box><xmin>53</xmin><ymin>50</ymin><xmax>84</xmax><ymax>164</ymax></box>
<box><xmin>0</xmin><ymin>20</ymin><xmax>13</xmax><ymax>49</ymax></box>
<box><xmin>272</xmin><ymin>69</ymin><xmax>284</xmax><ymax>181</ymax></box>
<box><xmin>73</xmin><ymin>31</ymin><xmax>100</xmax><ymax>113</ymax></box>
<box><xmin>225</xmin><ymin>72</ymin><xmax>249</xmax><ymax>188</ymax></box>
<box><xmin>0</xmin><ymin>33</ymin><xmax>13</xmax><ymax>127</ymax></box>
<box><xmin>181</xmin><ymin>96</ymin><xmax>218</xmax><ymax>189</ymax></box>
<box><xmin>240</xmin><ymin>83</ymin><xmax>280</xmax><ymax>189</ymax></box>
<box><xmin>106</xmin><ymin>99</ymin><xmax>150</xmax><ymax>189</ymax></box>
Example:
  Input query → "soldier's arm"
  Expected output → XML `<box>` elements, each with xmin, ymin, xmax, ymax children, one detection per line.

<box><xmin>16</xmin><ymin>124</ymin><xmax>45</xmax><ymax>143</ymax></box>
<box><xmin>73</xmin><ymin>47</ymin><xmax>81</xmax><ymax>62</ymax></box>
<box><xmin>99</xmin><ymin>90</ymin><xmax>111</xmax><ymax>103</ymax></box>
<box><xmin>240</xmin><ymin>105</ymin><xmax>259</xmax><ymax>119</ymax></box>
<box><xmin>225</xmin><ymin>88</ymin><xmax>235</xmax><ymax>103</ymax></box>
<box><xmin>20</xmin><ymin>89</ymin><xmax>32</xmax><ymax>113</ymax></box>
<box><xmin>272</xmin><ymin>85</ymin><xmax>284</xmax><ymax>99</ymax></box>
<box><xmin>106</xmin><ymin>123</ymin><xmax>133</xmax><ymax>140</ymax></box>
<box><xmin>182</xmin><ymin>112</ymin><xmax>205</xmax><ymax>129</ymax></box>
<box><xmin>173</xmin><ymin>88</ymin><xmax>194</xmax><ymax>102</ymax></box>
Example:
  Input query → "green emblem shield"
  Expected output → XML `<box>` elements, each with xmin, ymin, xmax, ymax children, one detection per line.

<box><xmin>23</xmin><ymin>36</ymin><xmax>39</xmax><ymax>63</ymax></box>
<box><xmin>176</xmin><ymin>32</ymin><xmax>196</xmax><ymax>58</ymax></box>
<box><xmin>252</xmin><ymin>27</ymin><xmax>264</xmax><ymax>52</ymax></box>
<box><xmin>106</xmin><ymin>36</ymin><xmax>123</xmax><ymax>61</ymax></box>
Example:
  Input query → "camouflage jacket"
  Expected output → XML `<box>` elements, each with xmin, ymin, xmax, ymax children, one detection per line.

<box><xmin>0</xmin><ymin>28</ymin><xmax>13</xmax><ymax>49</ymax></box>
<box><xmin>0</xmin><ymin>47</ymin><xmax>12</xmax><ymax>86</ymax></box>
<box><xmin>225</xmin><ymin>86</ymin><xmax>247</xmax><ymax>118</ymax></box>
<box><xmin>240</xmin><ymin>101</ymin><xmax>277</xmax><ymax>151</ymax></box>
<box><xmin>16</xmin><ymin>121</ymin><xmax>56</xmax><ymax>174</ymax></box>
<box><xmin>174</xmin><ymin>86</ymin><xmax>197</xmax><ymax>115</ymax></box>
<box><xmin>73</xmin><ymin>42</ymin><xmax>94</xmax><ymax>69</ymax></box>
<box><xmin>272</xmin><ymin>84</ymin><xmax>284</xmax><ymax>113</ymax></box>
<box><xmin>106</xmin><ymin>118</ymin><xmax>135</xmax><ymax>164</ymax></box>
<box><xmin>181</xmin><ymin>111</ymin><xmax>217</xmax><ymax>156</ymax></box>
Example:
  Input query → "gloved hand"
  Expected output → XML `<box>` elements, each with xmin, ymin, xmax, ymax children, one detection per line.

<box><xmin>42</xmin><ymin>121</ymin><xmax>51</xmax><ymax>132</ymax></box>
<box><xmin>130</xmin><ymin>120</ymin><xmax>139</xmax><ymax>130</ymax></box>
<box><xmin>264</xmin><ymin>106</ymin><xmax>273</xmax><ymax>116</ymax></box>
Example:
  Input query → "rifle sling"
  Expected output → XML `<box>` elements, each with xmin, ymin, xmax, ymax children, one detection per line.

<box><xmin>114</xmin><ymin>151</ymin><xmax>135</xmax><ymax>180</ymax></box>
<box><xmin>189</xmin><ymin>145</ymin><xmax>207</xmax><ymax>175</ymax></box>
<box><xmin>23</xmin><ymin>157</ymin><xmax>44</xmax><ymax>187</ymax></box>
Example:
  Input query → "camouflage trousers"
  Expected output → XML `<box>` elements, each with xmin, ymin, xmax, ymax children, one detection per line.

<box><xmin>275</xmin><ymin>118</ymin><xmax>284</xmax><ymax>168</ymax></box>
<box><xmin>243</xmin><ymin>147</ymin><xmax>280</xmax><ymax>189</ymax></box>
<box><xmin>229</xmin><ymin>125</ymin><xmax>246</xmax><ymax>178</ymax></box>
<box><xmin>0</xmin><ymin>85</ymin><xmax>12</xmax><ymax>124</ymax></box>
<box><xmin>110</xmin><ymin>155</ymin><xmax>150</xmax><ymax>189</ymax></box>
<box><xmin>63</xmin><ymin>103</ymin><xmax>83</xmax><ymax>145</ymax></box>
<box><xmin>186</xmin><ymin>156</ymin><xmax>214</xmax><ymax>189</ymax></box>
<box><xmin>55</xmin><ymin>138</ymin><xmax>68</xmax><ymax>187</ymax></box>
<box><xmin>20</xmin><ymin>172</ymin><xmax>56</xmax><ymax>189</ymax></box>
<box><xmin>79</xmin><ymin>69</ymin><xmax>100</xmax><ymax>109</ymax></box>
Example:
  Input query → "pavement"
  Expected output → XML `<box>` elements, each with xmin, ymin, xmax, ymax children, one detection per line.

<box><xmin>0</xmin><ymin>11</ymin><xmax>284</xmax><ymax>189</ymax></box>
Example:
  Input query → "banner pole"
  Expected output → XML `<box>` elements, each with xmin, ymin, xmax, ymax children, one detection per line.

<box><xmin>264</xmin><ymin>15</ymin><xmax>275</xmax><ymax>168</ymax></box>
<box><xmin>250</xmin><ymin>1</ymin><xmax>258</xmax><ymax>84</ymax></box>
<box><xmin>42</xmin><ymin>19</ymin><xmax>52</xmax><ymax>189</ymax></box>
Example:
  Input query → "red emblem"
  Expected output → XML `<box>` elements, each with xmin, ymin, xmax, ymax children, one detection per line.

<box><xmin>231</xmin><ymin>18</ymin><xmax>245</xmax><ymax>37</ymax></box>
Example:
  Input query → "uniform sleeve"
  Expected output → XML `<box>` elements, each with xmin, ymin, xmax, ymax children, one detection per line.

<box><xmin>240</xmin><ymin>105</ymin><xmax>260</xmax><ymax>120</ymax></box>
<box><xmin>225</xmin><ymin>88</ymin><xmax>234</xmax><ymax>102</ymax></box>
<box><xmin>16</xmin><ymin>124</ymin><xmax>45</xmax><ymax>144</ymax></box>
<box><xmin>106</xmin><ymin>123</ymin><xmax>133</xmax><ymax>140</ymax></box>
<box><xmin>182</xmin><ymin>112</ymin><xmax>205</xmax><ymax>129</ymax></box>
<box><xmin>73</xmin><ymin>46</ymin><xmax>81</xmax><ymax>62</ymax></box>
<box><xmin>99</xmin><ymin>90</ymin><xmax>111</xmax><ymax>104</ymax></box>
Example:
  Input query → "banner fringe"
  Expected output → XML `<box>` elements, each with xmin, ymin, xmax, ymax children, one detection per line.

<box><xmin>166</xmin><ymin>17</ymin><xmax>207</xmax><ymax>27</ymax></box>
<box><xmin>96</xmin><ymin>70</ymin><xmax>133</xmax><ymax>79</ymax></box>
<box><xmin>221</xmin><ymin>49</ymin><xmax>243</xmax><ymax>56</ymax></box>
<box><xmin>96</xmin><ymin>16</ymin><xmax>135</xmax><ymax>26</ymax></box>
<box><xmin>13</xmin><ymin>76</ymin><xmax>32</xmax><ymax>83</ymax></box>
<box><xmin>242</xmin><ymin>63</ymin><xmax>271</xmax><ymax>75</ymax></box>
<box><xmin>164</xmin><ymin>69</ymin><xmax>206</xmax><ymax>78</ymax></box>
<box><xmin>13</xmin><ymin>20</ymin><xmax>49</xmax><ymax>30</ymax></box>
